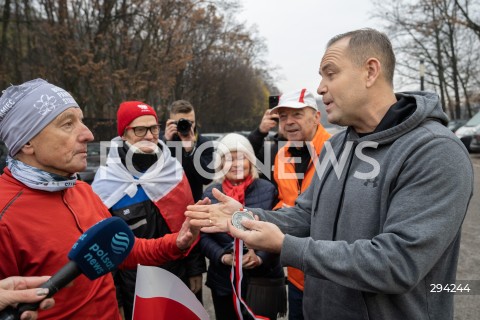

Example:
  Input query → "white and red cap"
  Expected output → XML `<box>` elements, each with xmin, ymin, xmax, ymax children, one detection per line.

<box><xmin>117</xmin><ymin>101</ymin><xmax>158</xmax><ymax>136</ymax></box>
<box><xmin>270</xmin><ymin>88</ymin><xmax>318</xmax><ymax>113</ymax></box>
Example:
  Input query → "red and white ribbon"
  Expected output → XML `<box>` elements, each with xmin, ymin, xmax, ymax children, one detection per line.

<box><xmin>230</xmin><ymin>237</ymin><xmax>268</xmax><ymax>320</ymax></box>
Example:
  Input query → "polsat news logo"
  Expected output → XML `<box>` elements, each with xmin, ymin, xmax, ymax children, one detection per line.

<box><xmin>76</xmin><ymin>232</ymin><xmax>131</xmax><ymax>275</ymax></box>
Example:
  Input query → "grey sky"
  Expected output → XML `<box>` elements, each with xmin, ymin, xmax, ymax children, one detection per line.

<box><xmin>238</xmin><ymin>0</ymin><xmax>378</xmax><ymax>96</ymax></box>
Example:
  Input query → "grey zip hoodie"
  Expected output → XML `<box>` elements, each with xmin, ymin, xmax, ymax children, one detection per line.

<box><xmin>252</xmin><ymin>92</ymin><xmax>474</xmax><ymax>320</ymax></box>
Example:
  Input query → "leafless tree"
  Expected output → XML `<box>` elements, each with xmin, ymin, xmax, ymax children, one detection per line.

<box><xmin>373</xmin><ymin>0</ymin><xmax>480</xmax><ymax>119</ymax></box>
<box><xmin>0</xmin><ymin>0</ymin><xmax>278</xmax><ymax>136</ymax></box>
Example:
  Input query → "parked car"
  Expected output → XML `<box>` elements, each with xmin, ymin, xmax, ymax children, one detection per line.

<box><xmin>447</xmin><ymin>119</ymin><xmax>468</xmax><ymax>132</ymax></box>
<box><xmin>455</xmin><ymin>111</ymin><xmax>480</xmax><ymax>152</ymax></box>
<box><xmin>235</xmin><ymin>130</ymin><xmax>251</xmax><ymax>138</ymax></box>
<box><xmin>202</xmin><ymin>133</ymin><xmax>223</xmax><ymax>141</ymax></box>
<box><xmin>0</xmin><ymin>141</ymin><xmax>7</xmax><ymax>173</ymax></box>
<box><xmin>77</xmin><ymin>141</ymin><xmax>101</xmax><ymax>184</ymax></box>
<box><xmin>469</xmin><ymin>127</ymin><xmax>480</xmax><ymax>153</ymax></box>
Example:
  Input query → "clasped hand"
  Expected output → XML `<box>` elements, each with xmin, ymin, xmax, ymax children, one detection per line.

<box><xmin>177</xmin><ymin>198</ymin><xmax>211</xmax><ymax>251</ymax></box>
<box><xmin>185</xmin><ymin>188</ymin><xmax>285</xmax><ymax>253</ymax></box>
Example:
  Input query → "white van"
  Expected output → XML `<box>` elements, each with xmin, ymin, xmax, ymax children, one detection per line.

<box><xmin>455</xmin><ymin>111</ymin><xmax>480</xmax><ymax>152</ymax></box>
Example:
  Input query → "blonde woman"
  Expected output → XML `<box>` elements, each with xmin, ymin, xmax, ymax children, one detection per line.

<box><xmin>199</xmin><ymin>133</ymin><xmax>286</xmax><ymax>320</ymax></box>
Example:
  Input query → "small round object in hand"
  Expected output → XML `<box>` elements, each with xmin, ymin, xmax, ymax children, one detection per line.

<box><xmin>231</xmin><ymin>210</ymin><xmax>254</xmax><ymax>231</ymax></box>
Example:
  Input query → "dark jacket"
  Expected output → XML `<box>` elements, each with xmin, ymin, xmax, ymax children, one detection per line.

<box><xmin>92</xmin><ymin>142</ymin><xmax>206</xmax><ymax>320</ymax></box>
<box><xmin>169</xmin><ymin>133</ymin><xmax>215</xmax><ymax>201</ymax></box>
<box><xmin>247</xmin><ymin>128</ymin><xmax>286</xmax><ymax>184</ymax></box>
<box><xmin>110</xmin><ymin>190</ymin><xmax>205</xmax><ymax>319</ymax></box>
<box><xmin>200</xmin><ymin>178</ymin><xmax>284</xmax><ymax>296</ymax></box>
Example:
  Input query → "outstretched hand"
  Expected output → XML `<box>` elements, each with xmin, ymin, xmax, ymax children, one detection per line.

<box><xmin>185</xmin><ymin>188</ymin><xmax>242</xmax><ymax>233</ymax></box>
<box><xmin>176</xmin><ymin>197</ymin><xmax>211</xmax><ymax>251</ymax></box>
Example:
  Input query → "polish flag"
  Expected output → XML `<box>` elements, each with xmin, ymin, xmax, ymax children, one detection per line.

<box><xmin>132</xmin><ymin>265</ymin><xmax>209</xmax><ymax>320</ymax></box>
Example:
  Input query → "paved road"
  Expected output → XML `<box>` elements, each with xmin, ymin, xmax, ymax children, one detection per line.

<box><xmin>202</xmin><ymin>154</ymin><xmax>480</xmax><ymax>319</ymax></box>
<box><xmin>454</xmin><ymin>154</ymin><xmax>480</xmax><ymax>319</ymax></box>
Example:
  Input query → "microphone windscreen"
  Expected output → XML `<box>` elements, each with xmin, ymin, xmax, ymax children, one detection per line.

<box><xmin>68</xmin><ymin>217</ymin><xmax>134</xmax><ymax>280</ymax></box>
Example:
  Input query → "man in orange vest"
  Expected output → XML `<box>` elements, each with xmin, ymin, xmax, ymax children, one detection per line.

<box><xmin>270</xmin><ymin>88</ymin><xmax>331</xmax><ymax>320</ymax></box>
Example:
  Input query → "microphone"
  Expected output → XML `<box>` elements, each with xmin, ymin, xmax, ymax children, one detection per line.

<box><xmin>0</xmin><ymin>216</ymin><xmax>135</xmax><ymax>320</ymax></box>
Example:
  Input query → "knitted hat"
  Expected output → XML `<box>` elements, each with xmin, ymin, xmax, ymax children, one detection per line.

<box><xmin>214</xmin><ymin>133</ymin><xmax>258</xmax><ymax>181</ymax></box>
<box><xmin>0</xmin><ymin>78</ymin><xmax>80</xmax><ymax>157</ymax></box>
<box><xmin>117</xmin><ymin>101</ymin><xmax>158</xmax><ymax>136</ymax></box>
<box><xmin>270</xmin><ymin>88</ymin><xmax>318</xmax><ymax>113</ymax></box>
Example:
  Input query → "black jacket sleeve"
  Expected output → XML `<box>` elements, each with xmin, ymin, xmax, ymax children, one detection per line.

<box><xmin>167</xmin><ymin>134</ymin><xmax>215</xmax><ymax>201</ymax></box>
<box><xmin>184</xmin><ymin>242</ymin><xmax>207</xmax><ymax>277</ymax></box>
<box><xmin>181</xmin><ymin>134</ymin><xmax>214</xmax><ymax>185</ymax></box>
<box><xmin>248</xmin><ymin>127</ymin><xmax>268</xmax><ymax>161</ymax></box>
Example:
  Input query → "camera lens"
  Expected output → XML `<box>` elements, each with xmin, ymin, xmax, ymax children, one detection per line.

<box><xmin>177</xmin><ymin>118</ymin><xmax>192</xmax><ymax>136</ymax></box>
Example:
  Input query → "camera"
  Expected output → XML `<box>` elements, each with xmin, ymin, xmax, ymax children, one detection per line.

<box><xmin>269</xmin><ymin>95</ymin><xmax>279</xmax><ymax>109</ymax></box>
<box><xmin>176</xmin><ymin>118</ymin><xmax>193</xmax><ymax>136</ymax></box>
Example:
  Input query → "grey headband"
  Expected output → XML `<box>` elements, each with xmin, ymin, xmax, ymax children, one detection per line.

<box><xmin>0</xmin><ymin>78</ymin><xmax>80</xmax><ymax>156</ymax></box>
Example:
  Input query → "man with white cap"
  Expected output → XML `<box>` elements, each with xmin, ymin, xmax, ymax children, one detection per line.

<box><xmin>0</xmin><ymin>79</ymin><xmax>201</xmax><ymax>319</ymax></box>
<box><xmin>268</xmin><ymin>88</ymin><xmax>331</xmax><ymax>320</ymax></box>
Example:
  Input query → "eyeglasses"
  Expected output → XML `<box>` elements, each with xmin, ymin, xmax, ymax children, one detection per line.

<box><xmin>125</xmin><ymin>124</ymin><xmax>161</xmax><ymax>137</ymax></box>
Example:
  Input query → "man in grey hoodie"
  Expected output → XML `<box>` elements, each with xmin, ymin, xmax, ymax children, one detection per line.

<box><xmin>186</xmin><ymin>28</ymin><xmax>474</xmax><ymax>320</ymax></box>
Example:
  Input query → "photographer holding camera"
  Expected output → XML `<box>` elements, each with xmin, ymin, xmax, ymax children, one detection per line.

<box><xmin>165</xmin><ymin>114</ymin><xmax>195</xmax><ymax>153</ymax></box>
<box><xmin>164</xmin><ymin>100</ymin><xmax>215</xmax><ymax>202</ymax></box>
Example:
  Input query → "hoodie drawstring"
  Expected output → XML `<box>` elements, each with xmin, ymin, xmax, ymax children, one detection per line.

<box><xmin>331</xmin><ymin>141</ymin><xmax>357</xmax><ymax>240</ymax></box>
<box><xmin>313</xmin><ymin>128</ymin><xmax>350</xmax><ymax>215</ymax></box>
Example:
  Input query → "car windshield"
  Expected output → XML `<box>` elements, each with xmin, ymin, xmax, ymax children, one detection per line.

<box><xmin>465</xmin><ymin>112</ymin><xmax>480</xmax><ymax>127</ymax></box>
<box><xmin>87</xmin><ymin>142</ymin><xmax>101</xmax><ymax>155</ymax></box>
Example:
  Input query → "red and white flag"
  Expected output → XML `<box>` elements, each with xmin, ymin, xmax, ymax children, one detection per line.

<box><xmin>132</xmin><ymin>265</ymin><xmax>209</xmax><ymax>320</ymax></box>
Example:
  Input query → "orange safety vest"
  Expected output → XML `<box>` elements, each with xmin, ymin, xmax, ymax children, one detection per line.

<box><xmin>273</xmin><ymin>124</ymin><xmax>331</xmax><ymax>291</ymax></box>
